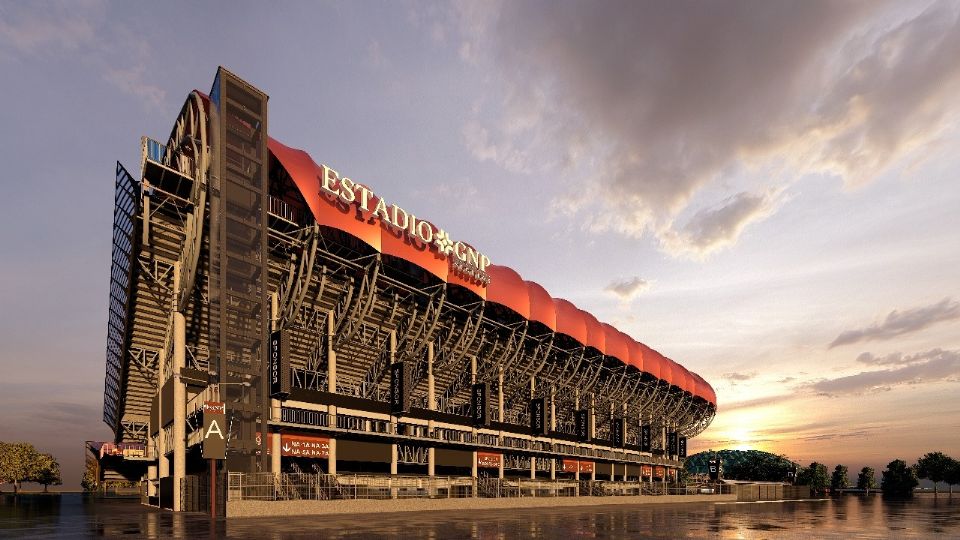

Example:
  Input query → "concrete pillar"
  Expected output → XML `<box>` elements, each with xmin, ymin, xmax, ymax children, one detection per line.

<box><xmin>326</xmin><ymin>310</ymin><xmax>337</xmax><ymax>475</ymax></box>
<box><xmin>498</xmin><ymin>457</ymin><xmax>504</xmax><ymax>479</ymax></box>
<box><xmin>269</xmin><ymin>293</ymin><xmax>281</xmax><ymax>474</ymax></box>
<box><xmin>589</xmin><ymin>394</ymin><xmax>596</xmax><ymax>440</ymax></box>
<box><xmin>147</xmin><ymin>464</ymin><xmax>157</xmax><ymax>498</ymax></box>
<box><xmin>172</xmin><ymin>303</ymin><xmax>186</xmax><ymax>511</ymax></box>
<box><xmin>271</xmin><ymin>432</ymin><xmax>281</xmax><ymax>474</ymax></box>
<box><xmin>328</xmin><ymin>438</ymin><xmax>337</xmax><ymax>475</ymax></box>
<box><xmin>550</xmin><ymin>387</ymin><xmax>556</xmax><ymax>431</ymax></box>
<box><xmin>470</xmin><ymin>356</ymin><xmax>478</xmax><ymax>482</ymax></box>
<box><xmin>156</xmin><ymin>349</ymin><xmax>168</xmax><ymax>484</ymax></box>
<box><xmin>390</xmin><ymin>444</ymin><xmax>398</xmax><ymax>499</ymax></box>
<box><xmin>326</xmin><ymin>310</ymin><xmax>336</xmax><ymax>394</ymax></box>
<box><xmin>427</xmin><ymin>342</ymin><xmax>435</xmax><ymax>480</ymax></box>
<box><xmin>497</xmin><ymin>367</ymin><xmax>504</xmax><ymax>422</ymax></box>
<box><xmin>142</xmin><ymin>188</ymin><xmax>151</xmax><ymax>246</ymax></box>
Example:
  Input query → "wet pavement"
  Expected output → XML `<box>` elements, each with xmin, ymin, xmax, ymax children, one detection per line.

<box><xmin>2</xmin><ymin>493</ymin><xmax>959</xmax><ymax>538</ymax></box>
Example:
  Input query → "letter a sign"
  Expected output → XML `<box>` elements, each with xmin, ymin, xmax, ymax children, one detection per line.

<box><xmin>202</xmin><ymin>401</ymin><xmax>226</xmax><ymax>459</ymax></box>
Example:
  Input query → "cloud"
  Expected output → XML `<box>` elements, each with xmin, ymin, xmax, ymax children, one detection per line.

<box><xmin>451</xmin><ymin>1</ymin><xmax>960</xmax><ymax>258</ymax></box>
<box><xmin>604</xmin><ymin>276</ymin><xmax>651</xmax><ymax>301</ymax></box>
<box><xmin>829</xmin><ymin>298</ymin><xmax>960</xmax><ymax>348</ymax></box>
<box><xmin>103</xmin><ymin>63</ymin><xmax>166</xmax><ymax>110</ymax></box>
<box><xmin>723</xmin><ymin>371</ymin><xmax>757</xmax><ymax>383</ymax></box>
<box><xmin>0</xmin><ymin>1</ymin><xmax>99</xmax><ymax>54</ymax></box>
<box><xmin>0</xmin><ymin>1</ymin><xmax>165</xmax><ymax>109</ymax></box>
<box><xmin>657</xmin><ymin>190</ymin><xmax>784</xmax><ymax>258</ymax></box>
<box><xmin>809</xmin><ymin>348</ymin><xmax>960</xmax><ymax>396</ymax></box>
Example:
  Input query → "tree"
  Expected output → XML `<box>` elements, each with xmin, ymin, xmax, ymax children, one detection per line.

<box><xmin>944</xmin><ymin>458</ymin><xmax>960</xmax><ymax>495</ymax></box>
<box><xmin>831</xmin><ymin>465</ymin><xmax>850</xmax><ymax>491</ymax></box>
<box><xmin>882</xmin><ymin>459</ymin><xmax>918</xmax><ymax>496</ymax></box>
<box><xmin>0</xmin><ymin>442</ymin><xmax>42</xmax><ymax>494</ymax></box>
<box><xmin>857</xmin><ymin>467</ymin><xmax>877</xmax><ymax>494</ymax></box>
<box><xmin>81</xmin><ymin>457</ymin><xmax>99</xmax><ymax>492</ymax></box>
<box><xmin>915</xmin><ymin>452</ymin><xmax>952</xmax><ymax>494</ymax></box>
<box><xmin>32</xmin><ymin>453</ymin><xmax>62</xmax><ymax>493</ymax></box>
<box><xmin>796</xmin><ymin>462</ymin><xmax>829</xmax><ymax>495</ymax></box>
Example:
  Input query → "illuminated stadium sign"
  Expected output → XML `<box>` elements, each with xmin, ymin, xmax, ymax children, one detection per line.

<box><xmin>319</xmin><ymin>164</ymin><xmax>492</xmax><ymax>284</ymax></box>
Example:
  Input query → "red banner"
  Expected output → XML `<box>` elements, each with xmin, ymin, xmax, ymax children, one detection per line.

<box><xmin>654</xmin><ymin>466</ymin><xmax>665</xmax><ymax>478</ymax></box>
<box><xmin>280</xmin><ymin>434</ymin><xmax>329</xmax><ymax>458</ymax></box>
<box><xmin>477</xmin><ymin>452</ymin><xmax>502</xmax><ymax>468</ymax></box>
<box><xmin>578</xmin><ymin>460</ymin><xmax>594</xmax><ymax>474</ymax></box>
<box><xmin>641</xmin><ymin>465</ymin><xmax>653</xmax><ymax>477</ymax></box>
<box><xmin>562</xmin><ymin>459</ymin><xmax>579</xmax><ymax>473</ymax></box>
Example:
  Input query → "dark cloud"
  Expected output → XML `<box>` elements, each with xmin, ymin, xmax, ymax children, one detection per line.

<box><xmin>458</xmin><ymin>1</ymin><xmax>960</xmax><ymax>257</ymax></box>
<box><xmin>809</xmin><ymin>349</ymin><xmax>960</xmax><ymax>396</ymax></box>
<box><xmin>660</xmin><ymin>191</ymin><xmax>781</xmax><ymax>256</ymax></box>
<box><xmin>829</xmin><ymin>298</ymin><xmax>960</xmax><ymax>348</ymax></box>
<box><xmin>604</xmin><ymin>276</ymin><xmax>650</xmax><ymax>300</ymax></box>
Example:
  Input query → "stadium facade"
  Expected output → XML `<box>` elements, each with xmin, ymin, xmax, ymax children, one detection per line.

<box><xmin>102</xmin><ymin>67</ymin><xmax>717</xmax><ymax>510</ymax></box>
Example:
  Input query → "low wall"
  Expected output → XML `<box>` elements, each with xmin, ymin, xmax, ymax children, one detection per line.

<box><xmin>227</xmin><ymin>494</ymin><xmax>736</xmax><ymax>518</ymax></box>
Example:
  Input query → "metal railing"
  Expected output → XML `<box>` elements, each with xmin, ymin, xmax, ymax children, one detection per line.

<box><xmin>226</xmin><ymin>472</ymin><xmax>728</xmax><ymax>502</ymax></box>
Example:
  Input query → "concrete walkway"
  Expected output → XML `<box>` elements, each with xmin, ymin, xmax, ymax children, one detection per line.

<box><xmin>227</xmin><ymin>494</ymin><xmax>736</xmax><ymax>518</ymax></box>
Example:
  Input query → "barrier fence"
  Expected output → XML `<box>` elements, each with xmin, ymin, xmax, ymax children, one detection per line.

<box><xmin>226</xmin><ymin>472</ymin><xmax>730</xmax><ymax>501</ymax></box>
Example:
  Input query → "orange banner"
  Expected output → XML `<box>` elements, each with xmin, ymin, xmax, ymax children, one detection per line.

<box><xmin>477</xmin><ymin>452</ymin><xmax>502</xmax><ymax>468</ymax></box>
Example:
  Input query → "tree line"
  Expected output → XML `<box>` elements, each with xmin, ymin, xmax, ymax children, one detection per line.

<box><xmin>794</xmin><ymin>451</ymin><xmax>960</xmax><ymax>496</ymax></box>
<box><xmin>0</xmin><ymin>442</ymin><xmax>63</xmax><ymax>493</ymax></box>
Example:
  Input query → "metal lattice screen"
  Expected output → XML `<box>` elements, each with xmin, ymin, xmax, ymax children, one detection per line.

<box><xmin>103</xmin><ymin>161</ymin><xmax>140</xmax><ymax>429</ymax></box>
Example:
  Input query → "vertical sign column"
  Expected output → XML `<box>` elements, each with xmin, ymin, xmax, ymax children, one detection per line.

<box><xmin>208</xmin><ymin>67</ymin><xmax>270</xmax><ymax>472</ymax></box>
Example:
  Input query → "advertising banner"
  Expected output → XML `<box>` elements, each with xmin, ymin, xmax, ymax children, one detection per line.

<box><xmin>269</xmin><ymin>330</ymin><xmax>291</xmax><ymax>399</ymax></box>
<box><xmin>678</xmin><ymin>436</ymin><xmax>687</xmax><ymax>458</ymax></box>
<box><xmin>279</xmin><ymin>434</ymin><xmax>329</xmax><ymax>458</ymax></box>
<box><xmin>575</xmin><ymin>409</ymin><xmax>591</xmax><ymax>441</ymax></box>
<box><xmin>390</xmin><ymin>361</ymin><xmax>414</xmax><ymax>415</ymax></box>
<box><xmin>471</xmin><ymin>383</ymin><xmax>489</xmax><ymax>427</ymax></box>
<box><xmin>668</xmin><ymin>431</ymin><xmax>678</xmax><ymax>457</ymax></box>
<box><xmin>611</xmin><ymin>417</ymin><xmax>625</xmax><ymax>447</ymax></box>
<box><xmin>562</xmin><ymin>459</ymin><xmax>580</xmax><ymax>473</ymax></box>
<box><xmin>578</xmin><ymin>460</ymin><xmax>594</xmax><ymax>474</ymax></box>
<box><xmin>530</xmin><ymin>397</ymin><xmax>547</xmax><ymax>436</ymax></box>
<box><xmin>641</xmin><ymin>465</ymin><xmax>653</xmax><ymax>478</ymax></box>
<box><xmin>640</xmin><ymin>424</ymin><xmax>651</xmax><ymax>452</ymax></box>
<box><xmin>477</xmin><ymin>451</ymin><xmax>502</xmax><ymax>469</ymax></box>
<box><xmin>654</xmin><ymin>466</ymin><xmax>665</xmax><ymax>478</ymax></box>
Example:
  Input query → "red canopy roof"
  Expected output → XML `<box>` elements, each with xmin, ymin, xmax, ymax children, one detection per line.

<box><xmin>553</xmin><ymin>299</ymin><xmax>588</xmax><ymax>344</ymax></box>
<box><xmin>485</xmin><ymin>265</ymin><xmax>529</xmax><ymax>319</ymax></box>
<box><xmin>267</xmin><ymin>135</ymin><xmax>712</xmax><ymax>402</ymax></box>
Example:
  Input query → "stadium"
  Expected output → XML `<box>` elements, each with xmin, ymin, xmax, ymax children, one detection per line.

<box><xmin>100</xmin><ymin>67</ymin><xmax>717</xmax><ymax>512</ymax></box>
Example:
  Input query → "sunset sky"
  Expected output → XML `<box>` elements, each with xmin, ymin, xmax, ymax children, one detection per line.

<box><xmin>1</xmin><ymin>1</ymin><xmax>958</xmax><ymax>488</ymax></box>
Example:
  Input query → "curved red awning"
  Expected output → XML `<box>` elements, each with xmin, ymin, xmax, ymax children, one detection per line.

<box><xmin>554</xmin><ymin>299</ymin><xmax>588</xmax><ymax>345</ymax></box>
<box><xmin>486</xmin><ymin>265</ymin><xmax>530</xmax><ymax>319</ymax></box>
<box><xmin>627</xmin><ymin>339</ymin><xmax>645</xmax><ymax>372</ymax></box>
<box><xmin>269</xmin><ymin>138</ymin><xmax>382</xmax><ymax>251</ymax></box>
<box><xmin>676</xmin><ymin>364</ymin><xmax>693</xmax><ymax>394</ymax></box>
<box><xmin>602</xmin><ymin>324</ymin><xmax>630</xmax><ymax>366</ymax></box>
<box><xmin>639</xmin><ymin>343</ymin><xmax>660</xmax><ymax>379</ymax></box>
<box><xmin>380</xmin><ymin>214</ymin><xmax>447</xmax><ymax>281</ymax></box>
<box><xmin>266</xmin><ymin>134</ymin><xmax>711</xmax><ymax>399</ymax></box>
<box><xmin>525</xmin><ymin>281</ymin><xmax>556</xmax><ymax>331</ymax></box>
<box><xmin>658</xmin><ymin>353</ymin><xmax>674</xmax><ymax>387</ymax></box>
<box><xmin>693</xmin><ymin>373</ymin><xmax>708</xmax><ymax>402</ymax></box>
<box><xmin>582</xmin><ymin>311</ymin><xmax>605</xmax><ymax>355</ymax></box>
